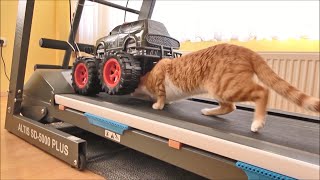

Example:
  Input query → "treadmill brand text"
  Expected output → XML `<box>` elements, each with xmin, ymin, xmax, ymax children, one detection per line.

<box><xmin>17</xmin><ymin>123</ymin><xmax>69</xmax><ymax>156</ymax></box>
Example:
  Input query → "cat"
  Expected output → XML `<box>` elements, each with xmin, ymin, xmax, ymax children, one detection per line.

<box><xmin>131</xmin><ymin>43</ymin><xmax>320</xmax><ymax>132</ymax></box>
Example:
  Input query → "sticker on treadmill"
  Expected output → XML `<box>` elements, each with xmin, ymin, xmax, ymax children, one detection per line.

<box><xmin>104</xmin><ymin>130</ymin><xmax>121</xmax><ymax>142</ymax></box>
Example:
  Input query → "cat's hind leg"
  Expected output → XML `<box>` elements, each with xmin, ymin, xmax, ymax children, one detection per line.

<box><xmin>225</xmin><ymin>82</ymin><xmax>269</xmax><ymax>132</ymax></box>
<box><xmin>201</xmin><ymin>102</ymin><xmax>236</xmax><ymax>116</ymax></box>
<box><xmin>249</xmin><ymin>85</ymin><xmax>269</xmax><ymax>132</ymax></box>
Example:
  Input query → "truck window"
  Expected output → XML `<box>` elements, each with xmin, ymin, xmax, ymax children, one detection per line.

<box><xmin>148</xmin><ymin>20</ymin><xmax>170</xmax><ymax>36</ymax></box>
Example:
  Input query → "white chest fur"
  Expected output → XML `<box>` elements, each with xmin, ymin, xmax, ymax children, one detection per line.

<box><xmin>164</xmin><ymin>76</ymin><xmax>185</xmax><ymax>102</ymax></box>
<box><xmin>164</xmin><ymin>76</ymin><xmax>205</xmax><ymax>103</ymax></box>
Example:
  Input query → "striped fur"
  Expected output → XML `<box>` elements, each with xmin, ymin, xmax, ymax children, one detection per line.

<box><xmin>131</xmin><ymin>43</ymin><xmax>320</xmax><ymax>132</ymax></box>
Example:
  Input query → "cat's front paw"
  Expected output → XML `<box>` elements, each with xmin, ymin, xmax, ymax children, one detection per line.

<box><xmin>152</xmin><ymin>103</ymin><xmax>165</xmax><ymax>110</ymax></box>
<box><xmin>251</xmin><ymin>120</ymin><xmax>265</xmax><ymax>132</ymax></box>
<box><xmin>201</xmin><ymin>108</ymin><xmax>211</xmax><ymax>115</ymax></box>
<box><xmin>201</xmin><ymin>108</ymin><xmax>219</xmax><ymax>116</ymax></box>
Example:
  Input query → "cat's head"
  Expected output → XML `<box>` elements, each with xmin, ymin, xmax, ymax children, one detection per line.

<box><xmin>131</xmin><ymin>73</ymin><xmax>155</xmax><ymax>100</ymax></box>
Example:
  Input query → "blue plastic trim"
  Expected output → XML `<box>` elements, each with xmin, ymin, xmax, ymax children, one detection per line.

<box><xmin>84</xmin><ymin>113</ymin><xmax>130</xmax><ymax>135</ymax></box>
<box><xmin>236</xmin><ymin>161</ymin><xmax>297</xmax><ymax>180</ymax></box>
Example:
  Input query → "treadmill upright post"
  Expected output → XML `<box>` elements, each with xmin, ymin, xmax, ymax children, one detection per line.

<box><xmin>5</xmin><ymin>0</ymin><xmax>34</xmax><ymax>120</ymax></box>
<box><xmin>138</xmin><ymin>0</ymin><xmax>156</xmax><ymax>20</ymax></box>
<box><xmin>4</xmin><ymin>0</ymin><xmax>87</xmax><ymax>170</ymax></box>
<box><xmin>62</xmin><ymin>0</ymin><xmax>85</xmax><ymax>69</ymax></box>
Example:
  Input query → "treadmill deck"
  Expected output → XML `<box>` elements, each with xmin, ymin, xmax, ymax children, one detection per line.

<box><xmin>55</xmin><ymin>93</ymin><xmax>320</xmax><ymax>179</ymax></box>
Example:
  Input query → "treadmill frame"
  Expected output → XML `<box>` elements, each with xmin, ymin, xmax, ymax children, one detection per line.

<box><xmin>4</xmin><ymin>0</ymin><xmax>318</xmax><ymax>179</ymax></box>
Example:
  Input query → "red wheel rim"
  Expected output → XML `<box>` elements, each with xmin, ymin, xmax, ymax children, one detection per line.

<box><xmin>74</xmin><ymin>63</ymin><xmax>88</xmax><ymax>89</ymax></box>
<box><xmin>103</xmin><ymin>58</ymin><xmax>121</xmax><ymax>88</ymax></box>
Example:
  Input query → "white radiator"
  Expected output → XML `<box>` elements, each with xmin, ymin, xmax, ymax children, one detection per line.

<box><xmin>259</xmin><ymin>52</ymin><xmax>319</xmax><ymax>117</ymax></box>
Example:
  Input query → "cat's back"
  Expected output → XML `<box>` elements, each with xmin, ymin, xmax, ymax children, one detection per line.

<box><xmin>176</xmin><ymin>43</ymin><xmax>254</xmax><ymax>62</ymax></box>
<box><xmin>206</xmin><ymin>43</ymin><xmax>255</xmax><ymax>57</ymax></box>
<box><xmin>163</xmin><ymin>43</ymin><xmax>255</xmax><ymax>92</ymax></box>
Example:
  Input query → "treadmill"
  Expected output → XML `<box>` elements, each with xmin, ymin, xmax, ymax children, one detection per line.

<box><xmin>5</xmin><ymin>0</ymin><xmax>319</xmax><ymax>179</ymax></box>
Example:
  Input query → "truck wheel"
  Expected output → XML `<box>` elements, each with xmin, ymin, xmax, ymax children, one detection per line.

<box><xmin>71</xmin><ymin>57</ymin><xmax>101</xmax><ymax>95</ymax></box>
<box><xmin>99</xmin><ymin>52</ymin><xmax>141</xmax><ymax>95</ymax></box>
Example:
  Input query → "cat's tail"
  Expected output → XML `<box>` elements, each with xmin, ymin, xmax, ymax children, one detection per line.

<box><xmin>251</xmin><ymin>54</ymin><xmax>319</xmax><ymax>112</ymax></box>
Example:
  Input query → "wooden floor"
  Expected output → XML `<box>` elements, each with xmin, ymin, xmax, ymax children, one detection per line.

<box><xmin>0</xmin><ymin>96</ymin><xmax>104</xmax><ymax>179</ymax></box>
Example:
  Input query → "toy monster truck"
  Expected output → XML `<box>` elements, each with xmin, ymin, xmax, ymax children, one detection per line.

<box><xmin>71</xmin><ymin>19</ymin><xmax>181</xmax><ymax>96</ymax></box>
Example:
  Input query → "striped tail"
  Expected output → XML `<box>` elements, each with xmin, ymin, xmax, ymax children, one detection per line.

<box><xmin>251</xmin><ymin>54</ymin><xmax>319</xmax><ymax>112</ymax></box>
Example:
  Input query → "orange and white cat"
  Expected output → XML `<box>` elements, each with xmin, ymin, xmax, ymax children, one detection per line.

<box><xmin>131</xmin><ymin>43</ymin><xmax>320</xmax><ymax>132</ymax></box>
